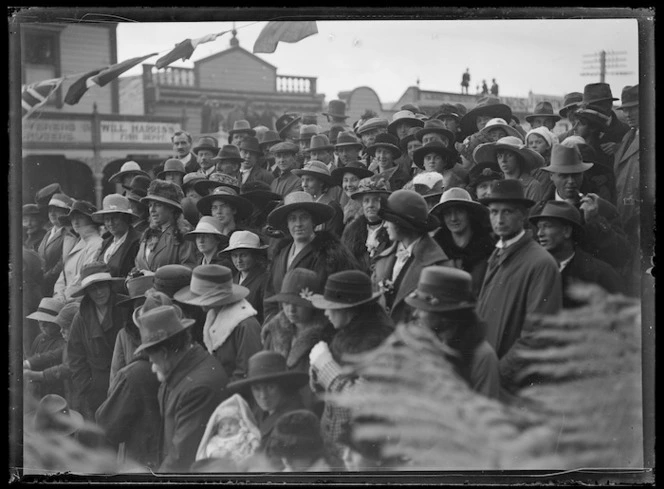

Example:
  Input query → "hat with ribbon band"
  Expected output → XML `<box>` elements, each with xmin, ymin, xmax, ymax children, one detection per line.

<box><xmin>310</xmin><ymin>270</ymin><xmax>383</xmax><ymax>310</ymax></box>
<box><xmin>404</xmin><ymin>266</ymin><xmax>476</xmax><ymax>313</ymax></box>
<box><xmin>26</xmin><ymin>297</ymin><xmax>65</xmax><ymax>322</ymax></box>
<box><xmin>226</xmin><ymin>351</ymin><xmax>309</xmax><ymax>393</ymax></box>
<box><xmin>70</xmin><ymin>261</ymin><xmax>125</xmax><ymax>298</ymax></box>
<box><xmin>174</xmin><ymin>264</ymin><xmax>249</xmax><ymax>308</ymax></box>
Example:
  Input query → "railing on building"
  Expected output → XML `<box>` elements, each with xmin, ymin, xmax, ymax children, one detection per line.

<box><xmin>144</xmin><ymin>65</ymin><xmax>196</xmax><ymax>87</ymax></box>
<box><xmin>276</xmin><ymin>75</ymin><xmax>317</xmax><ymax>94</ymax></box>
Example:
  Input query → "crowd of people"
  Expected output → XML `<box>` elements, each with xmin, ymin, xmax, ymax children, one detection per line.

<box><xmin>18</xmin><ymin>81</ymin><xmax>641</xmax><ymax>473</ymax></box>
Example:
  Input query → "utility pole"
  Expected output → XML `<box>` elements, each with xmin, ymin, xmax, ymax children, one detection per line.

<box><xmin>581</xmin><ymin>50</ymin><xmax>633</xmax><ymax>83</ymax></box>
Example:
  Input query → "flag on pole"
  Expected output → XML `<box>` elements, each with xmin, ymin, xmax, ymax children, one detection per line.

<box><xmin>155</xmin><ymin>31</ymin><xmax>227</xmax><ymax>69</ymax></box>
<box><xmin>22</xmin><ymin>77</ymin><xmax>65</xmax><ymax>120</ymax></box>
<box><xmin>253</xmin><ymin>21</ymin><xmax>318</xmax><ymax>54</ymax></box>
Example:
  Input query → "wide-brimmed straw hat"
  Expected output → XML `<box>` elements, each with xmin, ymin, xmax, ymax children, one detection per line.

<box><xmin>303</xmin><ymin>134</ymin><xmax>334</xmax><ymax>153</ymax></box>
<box><xmin>26</xmin><ymin>297</ymin><xmax>65</xmax><ymax>322</ymax></box>
<box><xmin>617</xmin><ymin>85</ymin><xmax>639</xmax><ymax>110</ymax></box>
<box><xmin>478</xmin><ymin>118</ymin><xmax>524</xmax><ymax>140</ymax></box>
<box><xmin>416</xmin><ymin>119</ymin><xmax>456</xmax><ymax>146</ymax></box>
<box><xmin>430</xmin><ymin>187</ymin><xmax>488</xmax><ymax>220</ymax></box>
<box><xmin>218</xmin><ymin>230</ymin><xmax>268</xmax><ymax>255</ymax></box>
<box><xmin>350</xmin><ymin>175</ymin><xmax>391</xmax><ymax>201</ymax></box>
<box><xmin>47</xmin><ymin>193</ymin><xmax>74</xmax><ymax>211</ymax></box>
<box><xmin>29</xmin><ymin>394</ymin><xmax>84</xmax><ymax>435</ymax></box>
<box><xmin>525</xmin><ymin>102</ymin><xmax>561</xmax><ymax>124</ymax></box>
<box><xmin>292</xmin><ymin>160</ymin><xmax>336</xmax><ymax>186</ymax></box>
<box><xmin>378</xmin><ymin>189</ymin><xmax>440</xmax><ymax>232</ymax></box>
<box><xmin>70</xmin><ymin>261</ymin><xmax>124</xmax><ymax>298</ymax></box>
<box><xmin>412</xmin><ymin>141</ymin><xmax>460</xmax><ymax>169</ymax></box>
<box><xmin>478</xmin><ymin>179</ymin><xmax>535</xmax><ymax>208</ymax></box>
<box><xmin>193</xmin><ymin>136</ymin><xmax>220</xmax><ymax>155</ymax></box>
<box><xmin>174</xmin><ymin>264</ymin><xmax>249</xmax><ymax>308</ymax></box>
<box><xmin>559</xmin><ymin>92</ymin><xmax>584</xmax><ymax>118</ymax></box>
<box><xmin>133</xmin><ymin>304</ymin><xmax>195</xmax><ymax>354</ymax></box>
<box><xmin>91</xmin><ymin>194</ymin><xmax>137</xmax><ymax>223</ymax></box>
<box><xmin>266</xmin><ymin>191</ymin><xmax>335</xmax><ymax>231</ymax></box>
<box><xmin>264</xmin><ymin>268</ymin><xmax>323</xmax><ymax>307</ymax></box>
<box><xmin>528</xmin><ymin>200</ymin><xmax>583</xmax><ymax>232</ymax></box>
<box><xmin>310</xmin><ymin>270</ymin><xmax>382</xmax><ymax>310</ymax></box>
<box><xmin>226</xmin><ymin>351</ymin><xmax>309</xmax><ymax>393</ymax></box>
<box><xmin>228</xmin><ymin>120</ymin><xmax>256</xmax><ymax>142</ymax></box>
<box><xmin>387</xmin><ymin>110</ymin><xmax>424</xmax><ymax>136</ymax></box>
<box><xmin>194</xmin><ymin>172</ymin><xmax>241</xmax><ymax>196</ymax></box>
<box><xmin>540</xmin><ymin>143</ymin><xmax>594</xmax><ymax>174</ymax></box>
<box><xmin>404</xmin><ymin>266</ymin><xmax>476</xmax><ymax>313</ymax></box>
<box><xmin>473</xmin><ymin>136</ymin><xmax>545</xmax><ymax>173</ymax></box>
<box><xmin>460</xmin><ymin>96</ymin><xmax>512</xmax><ymax>137</ymax></box>
<box><xmin>196</xmin><ymin>185</ymin><xmax>253</xmax><ymax>220</ymax></box>
<box><xmin>365</xmin><ymin>133</ymin><xmax>402</xmax><ymax>159</ymax></box>
<box><xmin>184</xmin><ymin>216</ymin><xmax>230</xmax><ymax>246</ymax></box>
<box><xmin>109</xmin><ymin>161</ymin><xmax>149</xmax><ymax>184</ymax></box>
<box><xmin>141</xmin><ymin>179</ymin><xmax>184</xmax><ymax>211</ymax></box>
<box><xmin>116</xmin><ymin>273</ymin><xmax>156</xmax><ymax>308</ymax></box>
<box><xmin>330</xmin><ymin>161</ymin><xmax>374</xmax><ymax>186</ymax></box>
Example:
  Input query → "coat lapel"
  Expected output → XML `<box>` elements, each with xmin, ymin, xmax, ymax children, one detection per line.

<box><xmin>288</xmin><ymin>241</ymin><xmax>314</xmax><ymax>270</ymax></box>
<box><xmin>148</xmin><ymin>227</ymin><xmax>171</xmax><ymax>268</ymax></box>
<box><xmin>615</xmin><ymin>129</ymin><xmax>639</xmax><ymax>164</ymax></box>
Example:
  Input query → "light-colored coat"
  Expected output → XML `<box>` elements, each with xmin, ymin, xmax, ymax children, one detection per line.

<box><xmin>53</xmin><ymin>232</ymin><xmax>103</xmax><ymax>302</ymax></box>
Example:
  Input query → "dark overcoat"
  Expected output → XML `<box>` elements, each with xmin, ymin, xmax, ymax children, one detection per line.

<box><xmin>96</xmin><ymin>226</ymin><xmax>141</xmax><ymax>279</ymax></box>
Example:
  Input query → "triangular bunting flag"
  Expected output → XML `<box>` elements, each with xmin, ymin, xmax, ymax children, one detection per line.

<box><xmin>22</xmin><ymin>77</ymin><xmax>65</xmax><ymax>120</ymax></box>
<box><xmin>91</xmin><ymin>52</ymin><xmax>158</xmax><ymax>87</ymax></box>
<box><xmin>155</xmin><ymin>31</ymin><xmax>226</xmax><ymax>70</ymax></box>
<box><xmin>64</xmin><ymin>68</ymin><xmax>105</xmax><ymax>105</ymax></box>
<box><xmin>253</xmin><ymin>21</ymin><xmax>318</xmax><ymax>54</ymax></box>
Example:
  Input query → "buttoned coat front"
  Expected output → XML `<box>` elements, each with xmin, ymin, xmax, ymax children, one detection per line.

<box><xmin>134</xmin><ymin>224</ymin><xmax>197</xmax><ymax>272</ymax></box>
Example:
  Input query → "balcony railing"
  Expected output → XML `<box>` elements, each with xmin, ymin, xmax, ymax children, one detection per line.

<box><xmin>276</xmin><ymin>75</ymin><xmax>317</xmax><ymax>94</ymax></box>
<box><xmin>144</xmin><ymin>65</ymin><xmax>196</xmax><ymax>87</ymax></box>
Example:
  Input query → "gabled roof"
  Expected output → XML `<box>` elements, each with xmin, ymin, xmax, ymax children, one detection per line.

<box><xmin>194</xmin><ymin>45</ymin><xmax>277</xmax><ymax>72</ymax></box>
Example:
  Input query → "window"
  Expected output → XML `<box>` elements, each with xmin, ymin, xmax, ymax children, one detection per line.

<box><xmin>22</xmin><ymin>27</ymin><xmax>62</xmax><ymax>107</ymax></box>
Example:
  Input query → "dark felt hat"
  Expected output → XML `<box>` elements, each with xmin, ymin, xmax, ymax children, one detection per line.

<box><xmin>331</xmin><ymin>161</ymin><xmax>374</xmax><ymax>186</ymax></box>
<box><xmin>404</xmin><ymin>266</ymin><xmax>476</xmax><ymax>313</ymax></box>
<box><xmin>124</xmin><ymin>175</ymin><xmax>152</xmax><ymax>203</ymax></box>
<box><xmin>276</xmin><ymin>113</ymin><xmax>302</xmax><ymax>138</ymax></box>
<box><xmin>258</xmin><ymin>130</ymin><xmax>282</xmax><ymax>148</ymax></box>
<box><xmin>141</xmin><ymin>179</ymin><xmax>184</xmax><ymax>211</ymax></box>
<box><xmin>196</xmin><ymin>185</ymin><xmax>254</xmax><ymax>220</ymax></box>
<box><xmin>213</xmin><ymin>145</ymin><xmax>243</xmax><ymax>164</ymax></box>
<box><xmin>116</xmin><ymin>273</ymin><xmax>156</xmax><ymax>307</ymax></box>
<box><xmin>559</xmin><ymin>92</ymin><xmax>584</xmax><ymax>118</ymax></box>
<box><xmin>467</xmin><ymin>161</ymin><xmax>503</xmax><ymax>189</ymax></box>
<box><xmin>412</xmin><ymin>141</ymin><xmax>460</xmax><ymax>170</ymax></box>
<box><xmin>194</xmin><ymin>172</ymin><xmax>241</xmax><ymax>196</ymax></box>
<box><xmin>379</xmin><ymin>189</ymin><xmax>440</xmax><ymax>232</ymax></box>
<box><xmin>460</xmin><ymin>96</ymin><xmax>512</xmax><ymax>137</ymax></box>
<box><xmin>157</xmin><ymin>159</ymin><xmax>186</xmax><ymax>179</ymax></box>
<box><xmin>267</xmin><ymin>191</ymin><xmax>335</xmax><ymax>231</ymax></box>
<box><xmin>617</xmin><ymin>85</ymin><xmax>638</xmax><ymax>110</ymax></box>
<box><xmin>35</xmin><ymin>183</ymin><xmax>63</xmax><ymax>208</ymax></box>
<box><xmin>416</xmin><ymin>119</ymin><xmax>456</xmax><ymax>147</ymax></box>
<box><xmin>528</xmin><ymin>200</ymin><xmax>583</xmax><ymax>231</ymax></box>
<box><xmin>264</xmin><ymin>268</ymin><xmax>323</xmax><ymax>307</ymax></box>
<box><xmin>525</xmin><ymin>101</ymin><xmax>561</xmax><ymax>124</ymax></box>
<box><xmin>226</xmin><ymin>351</ymin><xmax>309</xmax><ymax>393</ymax></box>
<box><xmin>23</xmin><ymin>203</ymin><xmax>43</xmax><ymax>216</ymax></box>
<box><xmin>240</xmin><ymin>181</ymin><xmax>283</xmax><ymax>210</ymax></box>
<box><xmin>153</xmin><ymin>264</ymin><xmax>193</xmax><ymax>298</ymax></box>
<box><xmin>478</xmin><ymin>179</ymin><xmax>535</xmax><ymax>207</ymax></box>
<box><xmin>133</xmin><ymin>305</ymin><xmax>195</xmax><ymax>354</ymax></box>
<box><xmin>192</xmin><ymin>136</ymin><xmax>220</xmax><ymax>155</ymax></box>
<box><xmin>323</xmin><ymin>99</ymin><xmax>349</xmax><ymax>119</ymax></box>
<box><xmin>70</xmin><ymin>261</ymin><xmax>124</xmax><ymax>298</ymax></box>
<box><xmin>238</xmin><ymin>136</ymin><xmax>262</xmax><ymax>154</ymax></box>
<box><xmin>365</xmin><ymin>133</ymin><xmax>402</xmax><ymax>159</ymax></box>
<box><xmin>227</xmin><ymin>120</ymin><xmax>256</xmax><ymax>141</ymax></box>
<box><xmin>335</xmin><ymin>131</ymin><xmax>363</xmax><ymax>149</ymax></box>
<box><xmin>57</xmin><ymin>199</ymin><xmax>98</xmax><ymax>226</ymax></box>
<box><xmin>303</xmin><ymin>134</ymin><xmax>334</xmax><ymax>154</ymax></box>
<box><xmin>310</xmin><ymin>270</ymin><xmax>382</xmax><ymax>310</ymax></box>
<box><xmin>582</xmin><ymin>82</ymin><xmax>618</xmax><ymax>105</ymax></box>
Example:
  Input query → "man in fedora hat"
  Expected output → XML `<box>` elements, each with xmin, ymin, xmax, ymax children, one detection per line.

<box><xmin>258</xmin><ymin>130</ymin><xmax>282</xmax><ymax>175</ymax></box>
<box><xmin>174</xmin><ymin>265</ymin><xmax>262</xmax><ymax>383</ymax></box>
<box><xmin>305</xmin><ymin>134</ymin><xmax>336</xmax><ymax>171</ymax></box>
<box><xmin>322</xmin><ymin>99</ymin><xmax>350</xmax><ymax>128</ymax></box>
<box><xmin>534</xmin><ymin>143</ymin><xmax>631</xmax><ymax>272</ymax></box>
<box><xmin>372</xmin><ymin>189</ymin><xmax>451</xmax><ymax>325</ymax></box>
<box><xmin>66</xmin><ymin>262</ymin><xmax>128</xmax><ymax>420</ymax></box>
<box><xmin>239</xmin><ymin>136</ymin><xmax>275</xmax><ymax>186</ymax></box>
<box><xmin>94</xmin><ymin>289</ymin><xmax>165</xmax><ymax>471</ymax></box>
<box><xmin>269</xmin><ymin>141</ymin><xmax>303</xmax><ymax>197</ymax></box>
<box><xmin>263</xmin><ymin>191</ymin><xmax>361</xmax><ymax>323</ymax></box>
<box><xmin>192</xmin><ymin>136</ymin><xmax>221</xmax><ymax>178</ymax></box>
<box><xmin>157</xmin><ymin>159</ymin><xmax>187</xmax><ymax>187</ymax></box>
<box><xmin>525</xmin><ymin>101</ymin><xmax>561</xmax><ymax>132</ymax></box>
<box><xmin>475</xmin><ymin>179</ymin><xmax>562</xmax><ymax>388</ymax></box>
<box><xmin>171</xmin><ymin>130</ymin><xmax>199</xmax><ymax>174</ymax></box>
<box><xmin>296</xmin><ymin>124</ymin><xmax>320</xmax><ymax>159</ymax></box>
<box><xmin>133</xmin><ymin>304</ymin><xmax>228</xmax><ymax>472</ymax></box>
<box><xmin>92</xmin><ymin>194</ymin><xmax>141</xmax><ymax>279</ymax></box>
<box><xmin>405</xmin><ymin>266</ymin><xmax>500</xmax><ymax>398</ymax></box>
<box><xmin>580</xmin><ymin>82</ymin><xmax>630</xmax><ymax>155</ymax></box>
<box><xmin>529</xmin><ymin>201</ymin><xmax>623</xmax><ymax>308</ymax></box>
<box><xmin>212</xmin><ymin>145</ymin><xmax>243</xmax><ymax>184</ymax></box>
<box><xmin>228</xmin><ymin>120</ymin><xmax>256</xmax><ymax>148</ymax></box>
<box><xmin>293</xmin><ymin>160</ymin><xmax>344</xmax><ymax>236</ymax></box>
<box><xmin>557</xmin><ymin>92</ymin><xmax>584</xmax><ymax>143</ymax></box>
<box><xmin>366</xmin><ymin>133</ymin><xmax>411</xmax><ymax>191</ymax></box>
<box><xmin>334</xmin><ymin>131</ymin><xmax>364</xmax><ymax>169</ymax></box>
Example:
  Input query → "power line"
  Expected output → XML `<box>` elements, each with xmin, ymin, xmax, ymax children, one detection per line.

<box><xmin>580</xmin><ymin>49</ymin><xmax>633</xmax><ymax>83</ymax></box>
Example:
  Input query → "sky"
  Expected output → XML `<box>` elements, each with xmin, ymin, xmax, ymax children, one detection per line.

<box><xmin>115</xmin><ymin>16</ymin><xmax>641</xmax><ymax>106</ymax></box>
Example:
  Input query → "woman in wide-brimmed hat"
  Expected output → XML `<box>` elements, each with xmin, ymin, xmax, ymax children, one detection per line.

<box><xmin>478</xmin><ymin>117</ymin><xmax>525</xmax><ymax>143</ymax></box>
<box><xmin>262</xmin><ymin>191</ymin><xmax>361</xmax><ymax>324</ymax></box>
<box><xmin>53</xmin><ymin>200</ymin><xmax>104</xmax><ymax>303</ymax></box>
<box><xmin>429</xmin><ymin>188</ymin><xmax>495</xmax><ymax>296</ymax></box>
<box><xmin>67</xmin><ymin>261</ymin><xmax>128</xmax><ymax>420</ymax></box>
<box><xmin>308</xmin><ymin>270</ymin><xmax>394</xmax><ymax>468</ymax></box>
<box><xmin>262</xmin><ymin>268</ymin><xmax>335</xmax><ymax>413</ymax></box>
<box><xmin>330</xmin><ymin>162</ymin><xmax>374</xmax><ymax>225</ymax></box>
<box><xmin>91</xmin><ymin>194</ymin><xmax>141</xmax><ymax>280</ymax></box>
<box><xmin>473</xmin><ymin>136</ymin><xmax>546</xmax><ymax>203</ymax></box>
<box><xmin>37</xmin><ymin>193</ymin><xmax>76</xmax><ymax>297</ymax></box>
<box><xmin>225</xmin><ymin>351</ymin><xmax>310</xmax><ymax>467</ymax></box>
<box><xmin>175</xmin><ymin>265</ymin><xmax>262</xmax><ymax>382</ymax></box>
<box><xmin>366</xmin><ymin>133</ymin><xmax>410</xmax><ymax>191</ymax></box>
<box><xmin>372</xmin><ymin>190</ymin><xmax>451</xmax><ymax>325</ymax></box>
<box><xmin>133</xmin><ymin>179</ymin><xmax>197</xmax><ymax>273</ymax></box>
<box><xmin>217</xmin><ymin>230</ymin><xmax>269</xmax><ymax>324</ymax></box>
<box><xmin>184</xmin><ymin>216</ymin><xmax>231</xmax><ymax>267</ymax></box>
<box><xmin>196</xmin><ymin>185</ymin><xmax>254</xmax><ymax>239</ymax></box>
<box><xmin>412</xmin><ymin>141</ymin><xmax>465</xmax><ymax>191</ymax></box>
<box><xmin>466</xmin><ymin>161</ymin><xmax>503</xmax><ymax>201</ymax></box>
<box><xmin>24</xmin><ymin>297</ymin><xmax>66</xmax><ymax>400</ymax></box>
<box><xmin>293</xmin><ymin>160</ymin><xmax>344</xmax><ymax>236</ymax></box>
<box><xmin>406</xmin><ymin>266</ymin><xmax>499</xmax><ymax>399</ymax></box>
<box><xmin>109</xmin><ymin>161</ymin><xmax>149</xmax><ymax>189</ymax></box>
<box><xmin>458</xmin><ymin>96</ymin><xmax>513</xmax><ymax>169</ymax></box>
